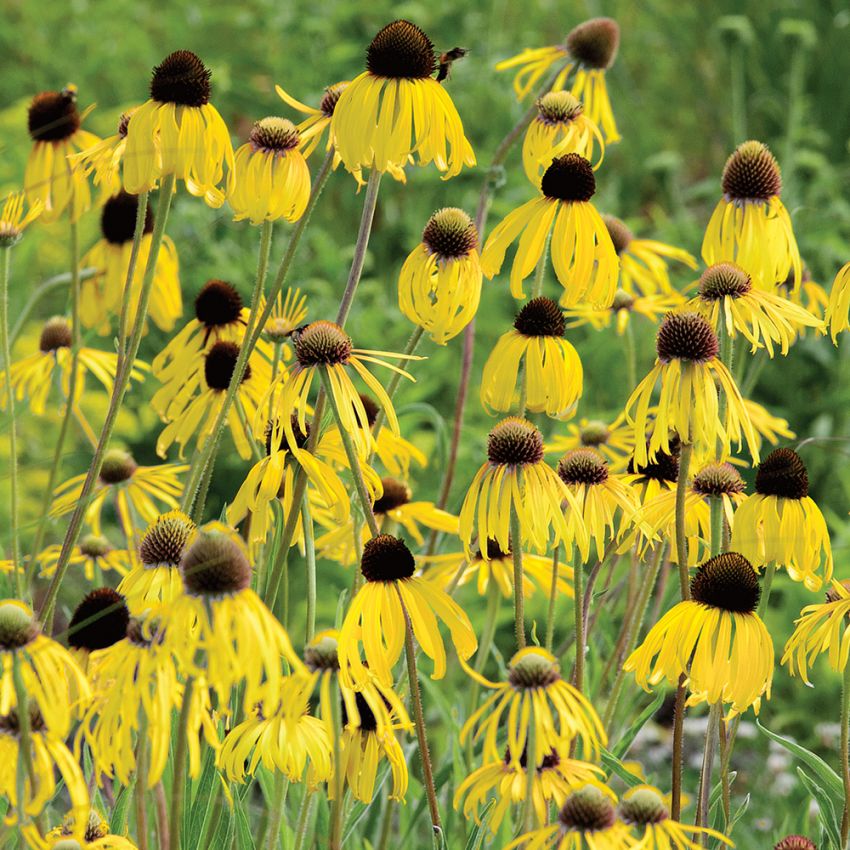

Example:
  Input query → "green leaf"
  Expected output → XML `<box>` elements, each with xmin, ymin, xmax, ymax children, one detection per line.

<box><xmin>233</xmin><ymin>783</ymin><xmax>257</xmax><ymax>850</ymax></box>
<box><xmin>727</xmin><ymin>792</ymin><xmax>750</xmax><ymax>834</ymax></box>
<box><xmin>187</xmin><ymin>743</ymin><xmax>222</xmax><ymax>842</ymax></box>
<box><xmin>601</xmin><ymin>749</ymin><xmax>643</xmax><ymax>787</ymax></box>
<box><xmin>109</xmin><ymin>782</ymin><xmax>133</xmax><ymax>835</ymax></box>
<box><xmin>611</xmin><ymin>691</ymin><xmax>665</xmax><ymax>759</ymax></box>
<box><xmin>757</xmin><ymin>720</ymin><xmax>843</xmax><ymax>799</ymax></box>
<box><xmin>463</xmin><ymin>800</ymin><xmax>495</xmax><ymax>850</ymax></box>
<box><xmin>796</xmin><ymin>768</ymin><xmax>841</xmax><ymax>850</ymax></box>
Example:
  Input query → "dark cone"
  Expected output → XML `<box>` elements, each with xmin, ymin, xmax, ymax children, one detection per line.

<box><xmin>541</xmin><ymin>154</ymin><xmax>596</xmax><ymax>202</ymax></box>
<box><xmin>699</xmin><ymin>263</ymin><xmax>752</xmax><ymax>301</ymax></box>
<box><xmin>655</xmin><ymin>312</ymin><xmax>719</xmax><ymax>363</ymax></box>
<box><xmin>205</xmin><ymin>341</ymin><xmax>249</xmax><ymax>391</ymax></box>
<box><xmin>487</xmin><ymin>418</ymin><xmax>544</xmax><ymax>466</ymax></box>
<box><xmin>566</xmin><ymin>18</ymin><xmax>621</xmax><ymax>70</ymax></box>
<box><xmin>774</xmin><ymin>837</ymin><xmax>817</xmax><ymax>850</ymax></box>
<box><xmin>150</xmin><ymin>50</ymin><xmax>212</xmax><ymax>107</ymax></box>
<box><xmin>514</xmin><ymin>297</ymin><xmax>565</xmax><ymax>337</ymax></box>
<box><xmin>692</xmin><ymin>463</ymin><xmax>745</xmax><ymax>497</ymax></box>
<box><xmin>195</xmin><ymin>280</ymin><xmax>243</xmax><ymax>327</ymax></box>
<box><xmin>373</xmin><ymin>479</ymin><xmax>411</xmax><ymax>514</ymax></box>
<box><xmin>180</xmin><ymin>530</ymin><xmax>252</xmax><ymax>596</ymax></box>
<box><xmin>356</xmin><ymin>394</ymin><xmax>380</xmax><ymax>428</ymax></box>
<box><xmin>422</xmin><ymin>208</ymin><xmax>478</xmax><ymax>258</ymax></box>
<box><xmin>628</xmin><ymin>445</ymin><xmax>680</xmax><ymax>484</ymax></box>
<box><xmin>619</xmin><ymin>788</ymin><xmax>669</xmax><ymax>826</ymax></box>
<box><xmin>558</xmin><ymin>448</ymin><xmax>609</xmax><ymax>486</ymax></box>
<box><xmin>690</xmin><ymin>552</ymin><xmax>760</xmax><ymax>614</ymax></box>
<box><xmin>360</xmin><ymin>534</ymin><xmax>415</xmax><ymax>583</ymax></box>
<box><xmin>320</xmin><ymin>84</ymin><xmax>347</xmax><ymax>116</ymax></box>
<box><xmin>603</xmin><ymin>215</ymin><xmax>632</xmax><ymax>254</ymax></box>
<box><xmin>249</xmin><ymin>117</ymin><xmax>300</xmax><ymax>153</ymax></box>
<box><xmin>139</xmin><ymin>511</ymin><xmax>196</xmax><ymax>567</ymax></box>
<box><xmin>39</xmin><ymin>317</ymin><xmax>72</xmax><ymax>352</ymax></box>
<box><xmin>558</xmin><ymin>784</ymin><xmax>617</xmax><ymax>831</ymax></box>
<box><xmin>293</xmin><ymin>321</ymin><xmax>352</xmax><ymax>367</ymax></box>
<box><xmin>366</xmin><ymin>20</ymin><xmax>436</xmax><ymax>79</ymax></box>
<box><xmin>304</xmin><ymin>632</ymin><xmax>339</xmax><ymax>671</ymax></box>
<box><xmin>721</xmin><ymin>141</ymin><xmax>782</xmax><ymax>201</ymax></box>
<box><xmin>0</xmin><ymin>602</ymin><xmax>39</xmax><ymax>650</ymax></box>
<box><xmin>67</xmin><ymin>588</ymin><xmax>130</xmax><ymax>652</ymax></box>
<box><xmin>101</xmin><ymin>192</ymin><xmax>154</xmax><ymax>245</ymax></box>
<box><xmin>754</xmin><ymin>448</ymin><xmax>809</xmax><ymax>500</ymax></box>
<box><xmin>579</xmin><ymin>420</ymin><xmax>611</xmax><ymax>447</ymax></box>
<box><xmin>507</xmin><ymin>649</ymin><xmax>560</xmax><ymax>689</ymax></box>
<box><xmin>28</xmin><ymin>88</ymin><xmax>80</xmax><ymax>142</ymax></box>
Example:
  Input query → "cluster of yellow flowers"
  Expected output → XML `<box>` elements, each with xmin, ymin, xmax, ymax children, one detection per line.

<box><xmin>0</xmin><ymin>13</ymin><xmax>849</xmax><ymax>850</ymax></box>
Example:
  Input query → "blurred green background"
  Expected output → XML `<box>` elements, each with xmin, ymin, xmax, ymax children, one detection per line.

<box><xmin>1</xmin><ymin>0</ymin><xmax>850</xmax><ymax>846</ymax></box>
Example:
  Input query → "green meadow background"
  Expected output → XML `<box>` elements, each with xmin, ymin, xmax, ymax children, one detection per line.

<box><xmin>1</xmin><ymin>0</ymin><xmax>850</xmax><ymax>846</ymax></box>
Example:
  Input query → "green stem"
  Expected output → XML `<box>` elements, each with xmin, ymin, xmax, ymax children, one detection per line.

<box><xmin>319</xmin><ymin>366</ymin><xmax>379</xmax><ymax>537</ymax></box>
<box><xmin>135</xmin><ymin>713</ymin><xmax>150</xmax><ymax>850</ymax></box>
<box><xmin>292</xmin><ymin>791</ymin><xmax>316</xmax><ymax>850</ymax></box>
<box><xmin>0</xmin><ymin>249</ymin><xmax>21</xmax><ymax>598</ymax></box>
<box><xmin>329</xmin><ymin>685</ymin><xmax>345</xmax><ymax>850</ymax></box>
<box><xmin>572</xmin><ymin>554</ymin><xmax>584</xmax><ymax>693</ymax></box>
<box><xmin>531</xmin><ymin>232</ymin><xmax>550</xmax><ymax>300</ymax></box>
<box><xmin>510</xmin><ymin>503</ymin><xmax>526</xmax><ymax>650</ymax></box>
<box><xmin>12</xmin><ymin>654</ymin><xmax>36</xmax><ymax>825</ymax></box>
<box><xmin>623</xmin><ymin>320</ymin><xmax>637</xmax><ymax>395</ymax></box>
<box><xmin>671</xmin><ymin>677</ymin><xmax>688</xmax><ymax>820</ymax></box>
<box><xmin>264</xmin><ymin>772</ymin><xmax>288</xmax><ymax>850</ymax></box>
<box><xmin>335</xmin><ymin>170</ymin><xmax>382</xmax><ymax>328</ymax></box>
<box><xmin>38</xmin><ymin>178</ymin><xmax>174</xmax><ymax>630</ymax></box>
<box><xmin>841</xmin><ymin>660</ymin><xmax>850</xmax><ymax>846</ymax></box>
<box><xmin>183</xmin><ymin>219</ymin><xmax>274</xmax><ymax>519</ymax></box>
<box><xmin>674</xmin><ymin>441</ymin><xmax>693</xmax><ymax>600</ymax></box>
<box><xmin>302</xmin><ymin>491</ymin><xmax>316</xmax><ymax>643</ymax></box>
<box><xmin>545</xmin><ymin>544</ymin><xmax>560</xmax><ymax>652</ymax></box>
<box><xmin>696</xmin><ymin>702</ymin><xmax>720</xmax><ymax>839</ymax></box>
<box><xmin>401</xmin><ymin>592</ymin><xmax>442</xmax><ymax>839</ymax></box>
<box><xmin>718</xmin><ymin>714</ymin><xmax>732</xmax><ymax>829</ymax></box>
<box><xmin>710</xmin><ymin>316</ymin><xmax>734</xmax><ymax>555</ymax></box>
<box><xmin>756</xmin><ymin>562</ymin><xmax>776</xmax><ymax>620</ymax></box>
<box><xmin>376</xmin><ymin>796</ymin><xmax>395</xmax><ymax>850</ymax></box>
<box><xmin>168</xmin><ymin>675</ymin><xmax>194</xmax><ymax>850</ymax></box>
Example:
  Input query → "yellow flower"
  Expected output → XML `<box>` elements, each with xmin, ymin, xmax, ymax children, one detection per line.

<box><xmin>276</xmin><ymin>81</ymin><xmax>348</xmax><ymax>159</ymax></box>
<box><xmin>38</xmin><ymin>534</ymin><xmax>133</xmax><ymax>581</ymax></box>
<box><xmin>158</xmin><ymin>526</ymin><xmax>304</xmax><ymax>711</ymax></box>
<box><xmin>619</xmin><ymin>785</ymin><xmax>733</xmax><ymax>850</ymax></box>
<box><xmin>730</xmin><ymin>448</ymin><xmax>832</xmax><ymax>591</ymax></box>
<box><xmin>782</xmin><ymin>579</ymin><xmax>850</xmax><ymax>684</ymax></box>
<box><xmin>482</xmin><ymin>154</ymin><xmax>618</xmax><ymax>305</ymax></box>
<box><xmin>117</xmin><ymin>511</ymin><xmax>196</xmax><ymax>609</ymax></box>
<box><xmin>80</xmin><ymin>191</ymin><xmax>181</xmax><ymax>334</ymax></box>
<box><xmin>460</xmin><ymin>418</ymin><xmax>588</xmax><ymax>560</ymax></box>
<box><xmin>622</xmin><ymin>442</ymin><xmax>681</xmax><ymax>504</ymax></box>
<box><xmin>742</xmin><ymin>398</ymin><xmax>794</xmax><ymax>452</ymax></box>
<box><xmin>701</xmin><ymin>141</ymin><xmax>801</xmax><ymax>289</ymax></box>
<box><xmin>545</xmin><ymin>415</ymin><xmax>635</xmax><ymax>473</ymax></box>
<box><xmin>24</xmin><ymin>85</ymin><xmax>100</xmax><ymax>223</ymax></box>
<box><xmin>398</xmin><ymin>207</ymin><xmax>482</xmax><ymax>344</ymax></box>
<box><xmin>506</xmin><ymin>783</ymin><xmax>634</xmax><ymax>850</ymax></box>
<box><xmin>0</xmin><ymin>600</ymin><xmax>90</xmax><ymax>737</ymax></box>
<box><xmin>0</xmin><ymin>191</ymin><xmax>42</xmax><ymax>247</ymax></box>
<box><xmin>218</xmin><ymin>681</ymin><xmax>332</xmax><ymax>787</ymax></box>
<box><xmin>422</xmin><ymin>539</ymin><xmax>574</xmax><ymax>600</ymax></box>
<box><xmin>690</xmin><ymin>262</ymin><xmax>821</xmax><ymax>355</ymax></box>
<box><xmin>1</xmin><ymin>317</ymin><xmax>145</xmax><ymax>418</ymax></box>
<box><xmin>826</xmin><ymin>261</ymin><xmax>850</xmax><ymax>342</ymax></box>
<box><xmin>556</xmin><ymin>449</ymin><xmax>640</xmax><ymax>560</ymax></box>
<box><xmin>52</xmin><ymin>449</ymin><xmax>186</xmax><ymax>538</ymax></box>
<box><xmin>462</xmin><ymin>647</ymin><xmax>606</xmax><ymax>765</ymax></box>
<box><xmin>0</xmin><ymin>706</ymin><xmax>89</xmax><ymax>827</ymax></box>
<box><xmin>123</xmin><ymin>51</ymin><xmax>234</xmax><ymax>205</ymax></box>
<box><xmin>624</xmin><ymin>553</ymin><xmax>773</xmax><ymax>716</ymax></box>
<box><xmin>82</xmin><ymin>612</ymin><xmax>218</xmax><ymax>787</ymax></box>
<box><xmin>338</xmin><ymin>535</ymin><xmax>476</xmax><ymax>689</ymax></box>
<box><xmin>455</xmin><ymin>749</ymin><xmax>604</xmax><ymax>833</ymax></box>
<box><xmin>626</xmin><ymin>312</ymin><xmax>758</xmax><ymax>468</ymax></box>
<box><xmin>523</xmin><ymin>92</ymin><xmax>604</xmax><ymax>184</ymax></box>
<box><xmin>481</xmin><ymin>297</ymin><xmax>583</xmax><ymax>418</ymax></box>
<box><xmin>73</xmin><ymin>108</ymin><xmax>136</xmax><ymax>192</ymax></box>
<box><xmin>227</xmin><ymin>117</ymin><xmax>311</xmax><ymax>224</ymax></box>
<box><xmin>269</xmin><ymin>320</ymin><xmax>418</xmax><ymax>461</ymax></box>
<box><xmin>32</xmin><ymin>811</ymin><xmax>139</xmax><ymax>849</ymax></box>
<box><xmin>563</xmin><ymin>289</ymin><xmax>685</xmax><ymax>335</ymax></box>
<box><xmin>497</xmin><ymin>17</ymin><xmax>622</xmax><ymax>143</ymax></box>
<box><xmin>261</xmin><ymin>285</ymin><xmax>308</xmax><ymax>346</ymax></box>
<box><xmin>331</xmin><ymin>20</ymin><xmax>475</xmax><ymax>179</ymax></box>
<box><xmin>603</xmin><ymin>215</ymin><xmax>697</xmax><ymax>296</ymax></box>
<box><xmin>156</xmin><ymin>339</ymin><xmax>272</xmax><ymax>460</ymax></box>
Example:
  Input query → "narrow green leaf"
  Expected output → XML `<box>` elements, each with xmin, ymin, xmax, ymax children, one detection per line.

<box><xmin>797</xmin><ymin>768</ymin><xmax>841</xmax><ymax>850</ymax></box>
<box><xmin>601</xmin><ymin>749</ymin><xmax>642</xmax><ymax>787</ymax></box>
<box><xmin>463</xmin><ymin>799</ymin><xmax>495</xmax><ymax>850</ymax></box>
<box><xmin>109</xmin><ymin>782</ymin><xmax>133</xmax><ymax>835</ymax></box>
<box><xmin>611</xmin><ymin>691</ymin><xmax>665</xmax><ymax>759</ymax></box>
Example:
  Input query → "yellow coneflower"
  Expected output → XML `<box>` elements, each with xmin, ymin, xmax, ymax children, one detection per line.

<box><xmin>331</xmin><ymin>20</ymin><xmax>475</xmax><ymax>179</ymax></box>
<box><xmin>228</xmin><ymin>416</ymin><xmax>351</xmax><ymax>548</ymax></box>
<box><xmin>826</xmin><ymin>261</ymin><xmax>850</xmax><ymax>342</ymax></box>
<box><xmin>0</xmin><ymin>600</ymin><xmax>90</xmax><ymax>736</ymax></box>
<box><xmin>702</xmin><ymin>141</ymin><xmax>801</xmax><ymax>289</ymax></box>
<box><xmin>24</xmin><ymin>85</ymin><xmax>100</xmax><ymax>223</ymax></box>
<box><xmin>462</xmin><ymin>647</ymin><xmax>606</xmax><ymax>765</ymax></box>
<box><xmin>623</xmin><ymin>443</ymin><xmax>680</xmax><ymax>503</ymax></box>
<box><xmin>80</xmin><ymin>191</ymin><xmax>182</xmax><ymax>334</ymax></box>
<box><xmin>276</xmin><ymin>81</ymin><xmax>348</xmax><ymax>159</ymax></box>
<box><xmin>782</xmin><ymin>579</ymin><xmax>850</xmax><ymax>684</ymax></box>
<box><xmin>481</xmin><ymin>297</ymin><xmax>583</xmax><ymax>418</ymax></box>
<box><xmin>731</xmin><ymin>448</ymin><xmax>832</xmax><ymax>591</ymax></box>
<box><xmin>624</xmin><ymin>553</ymin><xmax>773</xmax><ymax>716</ymax></box>
<box><xmin>117</xmin><ymin>510</ymin><xmax>195</xmax><ymax>608</ymax></box>
<box><xmin>65</xmin><ymin>588</ymin><xmax>130</xmax><ymax>665</ymax></box>
<box><xmin>507</xmin><ymin>783</ymin><xmax>634</xmax><ymax>850</ymax></box>
<box><xmin>563</xmin><ymin>289</ymin><xmax>684</xmax><ymax>335</ymax></box>
<box><xmin>622</xmin><ymin>462</ymin><xmax>746</xmax><ymax>566</ymax></box>
<box><xmin>423</xmin><ymin>538</ymin><xmax>574</xmax><ymax>600</ymax></box>
<box><xmin>626</xmin><ymin>312</ymin><xmax>758</xmax><ymax>467</ymax></box>
<box><xmin>123</xmin><ymin>51</ymin><xmax>234</xmax><ymax>205</ymax></box>
<box><xmin>227</xmin><ymin>117</ymin><xmax>311</xmax><ymax>224</ymax></box>
<box><xmin>459</xmin><ymin>417</ymin><xmax>588</xmax><ymax>560</ymax></box>
<box><xmin>338</xmin><ymin>535</ymin><xmax>476</xmax><ymax>689</ymax></box>
<box><xmin>455</xmin><ymin>748</ymin><xmax>605</xmax><ymax>833</ymax></box>
<box><xmin>523</xmin><ymin>92</ymin><xmax>604</xmax><ymax>184</ymax></box>
<box><xmin>497</xmin><ymin>17</ymin><xmax>622</xmax><ymax>143</ymax></box>
<box><xmin>31</xmin><ymin>811</ymin><xmax>139</xmax><ymax>850</ymax></box>
<box><xmin>0</xmin><ymin>191</ymin><xmax>42</xmax><ymax>247</ymax></box>
<box><xmin>398</xmin><ymin>207</ymin><xmax>482</xmax><ymax>345</ymax></box>
<box><xmin>261</xmin><ymin>285</ymin><xmax>308</xmax><ymax>349</ymax></box>
<box><xmin>51</xmin><ymin>448</ymin><xmax>186</xmax><ymax>537</ymax></box>
<box><xmin>1</xmin><ymin>317</ymin><xmax>144</xmax><ymax>418</ymax></box>
<box><xmin>82</xmin><ymin>613</ymin><xmax>218</xmax><ymax>787</ymax></box>
<box><xmin>603</xmin><ymin>216</ymin><xmax>697</xmax><ymax>296</ymax></box>
<box><xmin>269</xmin><ymin>320</ymin><xmax>417</xmax><ymax>460</ymax></box>
<box><xmin>218</xmin><ymin>681</ymin><xmax>332</xmax><ymax>787</ymax></box>
<box><xmin>158</xmin><ymin>526</ymin><xmax>304</xmax><ymax>711</ymax></box>
<box><xmin>557</xmin><ymin>449</ymin><xmax>639</xmax><ymax>559</ymax></box>
<box><xmin>315</xmin><ymin>478</ymin><xmax>457</xmax><ymax>566</ymax></box>
<box><xmin>38</xmin><ymin>534</ymin><xmax>133</xmax><ymax>581</ymax></box>
<box><xmin>74</xmin><ymin>108</ymin><xmax>136</xmax><ymax>192</ymax></box>
<box><xmin>690</xmin><ymin>262</ymin><xmax>820</xmax><ymax>355</ymax></box>
<box><xmin>619</xmin><ymin>785</ymin><xmax>732</xmax><ymax>850</ymax></box>
<box><xmin>546</xmin><ymin>415</ymin><xmax>636</xmax><ymax>473</ymax></box>
<box><xmin>482</xmin><ymin>154</ymin><xmax>619</xmax><ymax>305</ymax></box>
<box><xmin>743</xmin><ymin>397</ymin><xmax>795</xmax><ymax>452</ymax></box>
<box><xmin>0</xmin><ymin>706</ymin><xmax>89</xmax><ymax>828</ymax></box>
<box><xmin>156</xmin><ymin>339</ymin><xmax>272</xmax><ymax>460</ymax></box>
